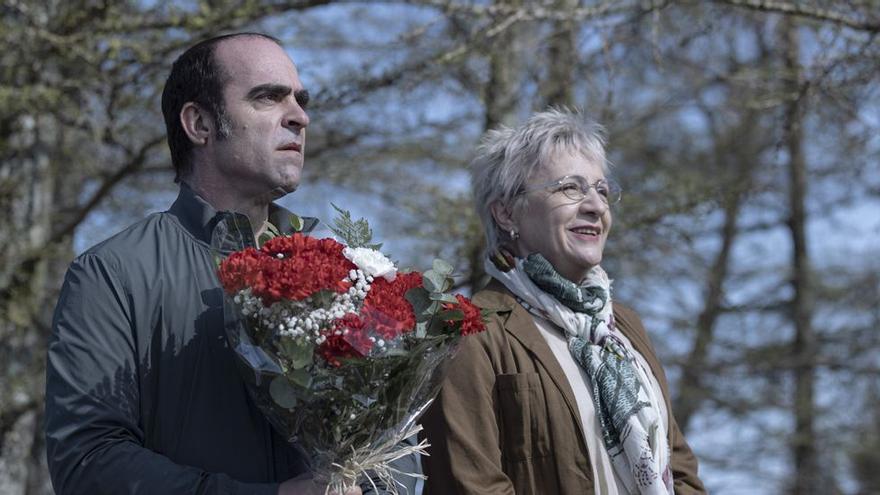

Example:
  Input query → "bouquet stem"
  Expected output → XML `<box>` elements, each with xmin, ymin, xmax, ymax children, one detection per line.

<box><xmin>324</xmin><ymin>422</ymin><xmax>428</xmax><ymax>495</ymax></box>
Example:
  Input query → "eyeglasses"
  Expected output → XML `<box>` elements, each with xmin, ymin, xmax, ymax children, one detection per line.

<box><xmin>517</xmin><ymin>175</ymin><xmax>622</xmax><ymax>204</ymax></box>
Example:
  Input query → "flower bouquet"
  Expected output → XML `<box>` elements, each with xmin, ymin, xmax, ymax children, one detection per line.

<box><xmin>218</xmin><ymin>208</ymin><xmax>487</xmax><ymax>494</ymax></box>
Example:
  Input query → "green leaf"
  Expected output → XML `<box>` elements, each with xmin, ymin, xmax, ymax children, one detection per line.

<box><xmin>278</xmin><ymin>338</ymin><xmax>314</xmax><ymax>369</ymax></box>
<box><xmin>425</xmin><ymin>317</ymin><xmax>449</xmax><ymax>336</ymax></box>
<box><xmin>288</xmin><ymin>213</ymin><xmax>304</xmax><ymax>232</ymax></box>
<box><xmin>429</xmin><ymin>292</ymin><xmax>459</xmax><ymax>303</ymax></box>
<box><xmin>266</xmin><ymin>221</ymin><xmax>282</xmax><ymax>237</ymax></box>
<box><xmin>432</xmin><ymin>259</ymin><xmax>454</xmax><ymax>276</ymax></box>
<box><xmin>287</xmin><ymin>367</ymin><xmax>312</xmax><ymax>388</ymax></box>
<box><xmin>423</xmin><ymin>270</ymin><xmax>450</xmax><ymax>293</ymax></box>
<box><xmin>405</xmin><ymin>287</ymin><xmax>432</xmax><ymax>314</ymax></box>
<box><xmin>269</xmin><ymin>376</ymin><xmax>299</xmax><ymax>409</ymax></box>
<box><xmin>406</xmin><ymin>287</ymin><xmax>442</xmax><ymax>321</ymax></box>
<box><xmin>257</xmin><ymin>232</ymin><xmax>274</xmax><ymax>246</ymax></box>
<box><xmin>414</xmin><ymin>321</ymin><xmax>428</xmax><ymax>339</ymax></box>
<box><xmin>439</xmin><ymin>309</ymin><xmax>465</xmax><ymax>321</ymax></box>
<box><xmin>329</xmin><ymin>203</ymin><xmax>374</xmax><ymax>248</ymax></box>
<box><xmin>258</xmin><ymin>221</ymin><xmax>281</xmax><ymax>247</ymax></box>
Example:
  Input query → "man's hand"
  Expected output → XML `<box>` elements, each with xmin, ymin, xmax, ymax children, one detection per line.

<box><xmin>278</xmin><ymin>476</ymin><xmax>362</xmax><ymax>495</ymax></box>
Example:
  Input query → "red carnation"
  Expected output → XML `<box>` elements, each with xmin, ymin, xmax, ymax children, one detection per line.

<box><xmin>218</xmin><ymin>247</ymin><xmax>263</xmax><ymax>294</ymax></box>
<box><xmin>448</xmin><ymin>294</ymin><xmax>486</xmax><ymax>336</ymax></box>
<box><xmin>219</xmin><ymin>233</ymin><xmax>357</xmax><ymax>305</ymax></box>
<box><xmin>318</xmin><ymin>313</ymin><xmax>374</xmax><ymax>367</ymax></box>
<box><xmin>361</xmin><ymin>272</ymin><xmax>423</xmax><ymax>340</ymax></box>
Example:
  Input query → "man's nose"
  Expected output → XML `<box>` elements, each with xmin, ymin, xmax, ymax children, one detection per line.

<box><xmin>283</xmin><ymin>101</ymin><xmax>309</xmax><ymax>130</ymax></box>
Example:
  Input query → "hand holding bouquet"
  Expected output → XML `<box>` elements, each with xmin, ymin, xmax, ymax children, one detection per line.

<box><xmin>218</xmin><ymin>209</ymin><xmax>487</xmax><ymax>494</ymax></box>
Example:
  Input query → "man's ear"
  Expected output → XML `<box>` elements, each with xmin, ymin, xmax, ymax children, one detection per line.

<box><xmin>180</xmin><ymin>102</ymin><xmax>214</xmax><ymax>147</ymax></box>
<box><xmin>490</xmin><ymin>200</ymin><xmax>517</xmax><ymax>232</ymax></box>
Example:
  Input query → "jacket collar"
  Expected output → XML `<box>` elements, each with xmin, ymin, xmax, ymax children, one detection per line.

<box><xmin>168</xmin><ymin>182</ymin><xmax>318</xmax><ymax>250</ymax></box>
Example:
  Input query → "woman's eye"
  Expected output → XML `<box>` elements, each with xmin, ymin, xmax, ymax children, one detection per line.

<box><xmin>560</xmin><ymin>183</ymin><xmax>580</xmax><ymax>192</ymax></box>
<box><xmin>596</xmin><ymin>184</ymin><xmax>610</xmax><ymax>197</ymax></box>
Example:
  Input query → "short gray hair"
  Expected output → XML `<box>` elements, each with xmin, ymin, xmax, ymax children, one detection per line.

<box><xmin>471</xmin><ymin>108</ymin><xmax>608</xmax><ymax>252</ymax></box>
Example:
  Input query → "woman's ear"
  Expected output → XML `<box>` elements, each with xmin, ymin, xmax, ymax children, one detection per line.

<box><xmin>490</xmin><ymin>200</ymin><xmax>516</xmax><ymax>232</ymax></box>
<box><xmin>180</xmin><ymin>102</ymin><xmax>214</xmax><ymax>147</ymax></box>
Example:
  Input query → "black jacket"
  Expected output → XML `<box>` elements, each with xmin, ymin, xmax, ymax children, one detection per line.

<box><xmin>45</xmin><ymin>183</ymin><xmax>316</xmax><ymax>495</ymax></box>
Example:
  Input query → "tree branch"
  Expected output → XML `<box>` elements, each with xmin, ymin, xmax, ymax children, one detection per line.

<box><xmin>50</xmin><ymin>135</ymin><xmax>166</xmax><ymax>244</ymax></box>
<box><xmin>715</xmin><ymin>0</ymin><xmax>880</xmax><ymax>32</ymax></box>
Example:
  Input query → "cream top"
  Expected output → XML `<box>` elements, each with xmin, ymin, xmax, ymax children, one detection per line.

<box><xmin>532</xmin><ymin>315</ymin><xmax>669</xmax><ymax>495</ymax></box>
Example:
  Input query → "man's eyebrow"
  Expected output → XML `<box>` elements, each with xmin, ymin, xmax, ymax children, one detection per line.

<box><xmin>245</xmin><ymin>84</ymin><xmax>292</xmax><ymax>100</ymax></box>
<box><xmin>294</xmin><ymin>88</ymin><xmax>310</xmax><ymax>108</ymax></box>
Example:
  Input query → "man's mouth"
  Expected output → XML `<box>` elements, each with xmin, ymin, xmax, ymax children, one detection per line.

<box><xmin>278</xmin><ymin>142</ymin><xmax>302</xmax><ymax>152</ymax></box>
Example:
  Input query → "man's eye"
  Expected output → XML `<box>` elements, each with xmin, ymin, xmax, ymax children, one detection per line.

<box><xmin>295</xmin><ymin>90</ymin><xmax>310</xmax><ymax>109</ymax></box>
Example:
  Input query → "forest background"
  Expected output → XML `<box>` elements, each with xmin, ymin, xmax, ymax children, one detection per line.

<box><xmin>1</xmin><ymin>1</ymin><xmax>878</xmax><ymax>494</ymax></box>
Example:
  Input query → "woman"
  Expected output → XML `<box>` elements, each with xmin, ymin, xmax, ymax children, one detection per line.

<box><xmin>422</xmin><ymin>110</ymin><xmax>706</xmax><ymax>494</ymax></box>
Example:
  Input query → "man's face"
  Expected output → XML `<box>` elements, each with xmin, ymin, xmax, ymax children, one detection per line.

<box><xmin>210</xmin><ymin>37</ymin><xmax>310</xmax><ymax>201</ymax></box>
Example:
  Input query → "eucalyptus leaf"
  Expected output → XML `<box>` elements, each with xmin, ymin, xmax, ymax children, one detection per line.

<box><xmin>278</xmin><ymin>339</ymin><xmax>314</xmax><ymax>369</ymax></box>
<box><xmin>423</xmin><ymin>270</ymin><xmax>447</xmax><ymax>293</ymax></box>
<box><xmin>258</xmin><ymin>232</ymin><xmax>274</xmax><ymax>246</ymax></box>
<box><xmin>287</xmin><ymin>367</ymin><xmax>313</xmax><ymax>388</ymax></box>
<box><xmin>269</xmin><ymin>376</ymin><xmax>299</xmax><ymax>409</ymax></box>
<box><xmin>414</xmin><ymin>321</ymin><xmax>428</xmax><ymax>339</ymax></box>
<box><xmin>288</xmin><ymin>213</ymin><xmax>304</xmax><ymax>232</ymax></box>
<box><xmin>266</xmin><ymin>221</ymin><xmax>282</xmax><ymax>237</ymax></box>
<box><xmin>432</xmin><ymin>259</ymin><xmax>454</xmax><ymax>276</ymax></box>
<box><xmin>405</xmin><ymin>287</ymin><xmax>432</xmax><ymax>315</ymax></box>
<box><xmin>429</xmin><ymin>292</ymin><xmax>459</xmax><ymax>303</ymax></box>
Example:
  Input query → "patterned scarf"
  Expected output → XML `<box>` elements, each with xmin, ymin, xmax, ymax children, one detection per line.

<box><xmin>486</xmin><ymin>251</ymin><xmax>673</xmax><ymax>495</ymax></box>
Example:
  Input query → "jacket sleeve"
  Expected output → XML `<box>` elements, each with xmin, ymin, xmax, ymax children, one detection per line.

<box><xmin>420</xmin><ymin>320</ymin><xmax>515</xmax><ymax>495</ymax></box>
<box><xmin>669</xmin><ymin>414</ymin><xmax>706</xmax><ymax>494</ymax></box>
<box><xmin>45</xmin><ymin>254</ymin><xmax>279</xmax><ymax>495</ymax></box>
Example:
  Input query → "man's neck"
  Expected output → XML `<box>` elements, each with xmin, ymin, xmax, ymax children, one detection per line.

<box><xmin>185</xmin><ymin>179</ymin><xmax>271</xmax><ymax>241</ymax></box>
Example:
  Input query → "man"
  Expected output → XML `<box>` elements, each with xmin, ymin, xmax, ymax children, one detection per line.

<box><xmin>45</xmin><ymin>33</ymin><xmax>359</xmax><ymax>495</ymax></box>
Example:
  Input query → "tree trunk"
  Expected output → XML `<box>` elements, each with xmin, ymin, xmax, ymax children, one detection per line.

<box><xmin>541</xmin><ymin>0</ymin><xmax>577</xmax><ymax>109</ymax></box>
<box><xmin>0</xmin><ymin>114</ymin><xmax>58</xmax><ymax>495</ymax></box>
<box><xmin>465</xmin><ymin>0</ymin><xmax>527</xmax><ymax>293</ymax></box>
<box><xmin>781</xmin><ymin>18</ymin><xmax>819</xmax><ymax>495</ymax></box>
<box><xmin>674</xmin><ymin>184</ymin><xmax>742</xmax><ymax>431</ymax></box>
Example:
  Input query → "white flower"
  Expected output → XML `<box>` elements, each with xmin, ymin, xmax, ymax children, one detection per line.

<box><xmin>342</xmin><ymin>247</ymin><xmax>397</xmax><ymax>281</ymax></box>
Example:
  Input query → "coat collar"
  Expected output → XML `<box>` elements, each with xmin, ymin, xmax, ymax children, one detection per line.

<box><xmin>168</xmin><ymin>182</ymin><xmax>318</xmax><ymax>250</ymax></box>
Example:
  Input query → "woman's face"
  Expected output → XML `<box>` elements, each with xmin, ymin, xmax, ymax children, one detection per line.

<box><xmin>508</xmin><ymin>150</ymin><xmax>612</xmax><ymax>283</ymax></box>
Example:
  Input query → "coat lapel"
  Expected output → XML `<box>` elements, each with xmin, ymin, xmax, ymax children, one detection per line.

<box><xmin>477</xmin><ymin>280</ymin><xmax>590</xmax><ymax>449</ymax></box>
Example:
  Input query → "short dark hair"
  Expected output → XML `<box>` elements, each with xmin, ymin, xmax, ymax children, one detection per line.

<box><xmin>161</xmin><ymin>33</ymin><xmax>282</xmax><ymax>182</ymax></box>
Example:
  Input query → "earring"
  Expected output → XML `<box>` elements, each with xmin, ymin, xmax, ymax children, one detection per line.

<box><xmin>509</xmin><ymin>229</ymin><xmax>520</xmax><ymax>240</ymax></box>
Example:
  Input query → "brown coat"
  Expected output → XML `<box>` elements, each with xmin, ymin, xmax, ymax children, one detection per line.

<box><xmin>421</xmin><ymin>280</ymin><xmax>706</xmax><ymax>495</ymax></box>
